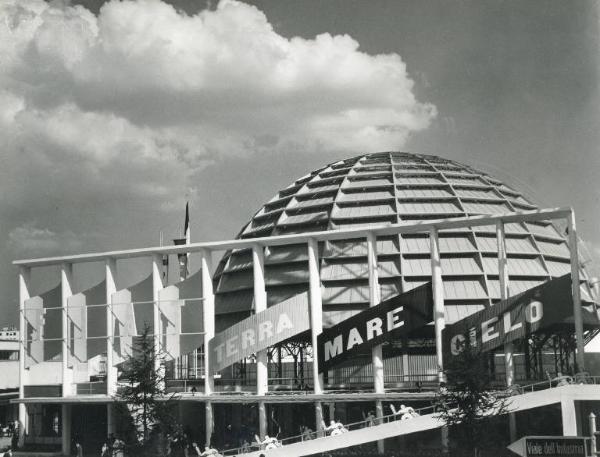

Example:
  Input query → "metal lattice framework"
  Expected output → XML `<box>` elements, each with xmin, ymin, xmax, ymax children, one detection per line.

<box><xmin>214</xmin><ymin>152</ymin><xmax>594</xmax><ymax>327</ymax></box>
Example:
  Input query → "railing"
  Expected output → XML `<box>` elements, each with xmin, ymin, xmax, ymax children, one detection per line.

<box><xmin>219</xmin><ymin>374</ymin><xmax>600</xmax><ymax>456</ymax></box>
<box><xmin>221</xmin><ymin>403</ymin><xmax>438</xmax><ymax>455</ymax></box>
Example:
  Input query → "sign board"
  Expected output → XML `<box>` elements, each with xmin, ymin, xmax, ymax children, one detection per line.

<box><xmin>209</xmin><ymin>293</ymin><xmax>309</xmax><ymax>372</ymax></box>
<box><xmin>442</xmin><ymin>274</ymin><xmax>597</xmax><ymax>361</ymax></box>
<box><xmin>317</xmin><ymin>282</ymin><xmax>433</xmax><ymax>372</ymax></box>
<box><xmin>507</xmin><ymin>436</ymin><xmax>587</xmax><ymax>457</ymax></box>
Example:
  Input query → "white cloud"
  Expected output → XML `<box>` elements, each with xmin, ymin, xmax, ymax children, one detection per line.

<box><xmin>1</xmin><ymin>0</ymin><xmax>435</xmax><ymax>158</ymax></box>
<box><xmin>8</xmin><ymin>223</ymin><xmax>84</xmax><ymax>255</ymax></box>
<box><xmin>0</xmin><ymin>0</ymin><xmax>436</xmax><ymax>255</ymax></box>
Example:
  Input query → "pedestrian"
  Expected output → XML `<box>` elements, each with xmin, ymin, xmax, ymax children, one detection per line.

<box><xmin>362</xmin><ymin>410</ymin><xmax>376</xmax><ymax>427</ymax></box>
<box><xmin>74</xmin><ymin>440</ymin><xmax>83</xmax><ymax>457</ymax></box>
<box><xmin>2</xmin><ymin>447</ymin><xmax>12</xmax><ymax>457</ymax></box>
<box><xmin>390</xmin><ymin>404</ymin><xmax>419</xmax><ymax>420</ymax></box>
<box><xmin>322</xmin><ymin>420</ymin><xmax>347</xmax><ymax>436</ymax></box>
<box><xmin>112</xmin><ymin>436</ymin><xmax>124</xmax><ymax>457</ymax></box>
<box><xmin>300</xmin><ymin>425</ymin><xmax>313</xmax><ymax>441</ymax></box>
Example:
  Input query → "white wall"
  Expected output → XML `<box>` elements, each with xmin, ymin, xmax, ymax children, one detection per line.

<box><xmin>0</xmin><ymin>360</ymin><xmax>19</xmax><ymax>389</ymax></box>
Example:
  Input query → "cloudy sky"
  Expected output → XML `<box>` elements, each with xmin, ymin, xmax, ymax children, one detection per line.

<box><xmin>0</xmin><ymin>0</ymin><xmax>599</xmax><ymax>326</ymax></box>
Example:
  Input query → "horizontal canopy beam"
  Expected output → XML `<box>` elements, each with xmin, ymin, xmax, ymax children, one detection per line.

<box><xmin>13</xmin><ymin>207</ymin><xmax>571</xmax><ymax>268</ymax></box>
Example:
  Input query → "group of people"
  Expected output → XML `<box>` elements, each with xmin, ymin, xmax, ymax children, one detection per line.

<box><xmin>1</xmin><ymin>421</ymin><xmax>19</xmax><ymax>457</ymax></box>
<box><xmin>0</xmin><ymin>422</ymin><xmax>17</xmax><ymax>438</ymax></box>
<box><xmin>88</xmin><ymin>406</ymin><xmax>420</xmax><ymax>457</ymax></box>
<box><xmin>101</xmin><ymin>434</ymin><xmax>126</xmax><ymax>457</ymax></box>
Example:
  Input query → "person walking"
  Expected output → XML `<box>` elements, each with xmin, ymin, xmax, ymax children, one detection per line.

<box><xmin>74</xmin><ymin>440</ymin><xmax>83</xmax><ymax>457</ymax></box>
<box><xmin>112</xmin><ymin>436</ymin><xmax>125</xmax><ymax>457</ymax></box>
<box><xmin>362</xmin><ymin>410</ymin><xmax>376</xmax><ymax>427</ymax></box>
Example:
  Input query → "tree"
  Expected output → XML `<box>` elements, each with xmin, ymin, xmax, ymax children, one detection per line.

<box><xmin>115</xmin><ymin>323</ymin><xmax>180</xmax><ymax>456</ymax></box>
<box><xmin>435</xmin><ymin>341</ymin><xmax>510</xmax><ymax>457</ymax></box>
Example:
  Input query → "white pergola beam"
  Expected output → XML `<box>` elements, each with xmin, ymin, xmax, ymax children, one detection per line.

<box><xmin>13</xmin><ymin>208</ymin><xmax>571</xmax><ymax>268</ymax></box>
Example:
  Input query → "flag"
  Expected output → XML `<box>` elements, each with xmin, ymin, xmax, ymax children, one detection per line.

<box><xmin>174</xmin><ymin>202</ymin><xmax>190</xmax><ymax>281</ymax></box>
<box><xmin>184</xmin><ymin>202</ymin><xmax>190</xmax><ymax>245</ymax></box>
<box><xmin>162</xmin><ymin>254</ymin><xmax>169</xmax><ymax>280</ymax></box>
<box><xmin>160</xmin><ymin>231</ymin><xmax>169</xmax><ymax>281</ymax></box>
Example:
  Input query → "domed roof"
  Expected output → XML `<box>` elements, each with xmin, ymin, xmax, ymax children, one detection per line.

<box><xmin>213</xmin><ymin>152</ymin><xmax>588</xmax><ymax>327</ymax></box>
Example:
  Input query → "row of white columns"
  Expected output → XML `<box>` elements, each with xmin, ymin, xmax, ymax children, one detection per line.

<box><xmin>17</xmin><ymin>215</ymin><xmax>586</xmax><ymax>452</ymax></box>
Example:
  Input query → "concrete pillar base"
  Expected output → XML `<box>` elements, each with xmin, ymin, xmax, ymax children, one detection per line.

<box><xmin>107</xmin><ymin>403</ymin><xmax>115</xmax><ymax>436</ymax></box>
<box><xmin>315</xmin><ymin>401</ymin><xmax>324</xmax><ymax>437</ymax></box>
<box><xmin>509</xmin><ymin>412</ymin><xmax>517</xmax><ymax>442</ymax></box>
<box><xmin>61</xmin><ymin>404</ymin><xmax>71</xmax><ymax>456</ymax></box>
<box><xmin>440</xmin><ymin>425</ymin><xmax>449</xmax><ymax>451</ymax></box>
<box><xmin>561</xmin><ymin>398</ymin><xmax>577</xmax><ymax>436</ymax></box>
<box><xmin>258</xmin><ymin>401</ymin><xmax>267</xmax><ymax>440</ymax></box>
<box><xmin>18</xmin><ymin>403</ymin><xmax>27</xmax><ymax>448</ymax></box>
<box><xmin>376</xmin><ymin>399</ymin><xmax>385</xmax><ymax>454</ymax></box>
<box><xmin>205</xmin><ymin>401</ymin><xmax>213</xmax><ymax>447</ymax></box>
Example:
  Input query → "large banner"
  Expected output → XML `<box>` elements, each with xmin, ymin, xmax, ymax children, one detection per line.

<box><xmin>443</xmin><ymin>274</ymin><xmax>597</xmax><ymax>361</ymax></box>
<box><xmin>317</xmin><ymin>282</ymin><xmax>433</xmax><ymax>373</ymax></box>
<box><xmin>209</xmin><ymin>293</ymin><xmax>309</xmax><ymax>372</ymax></box>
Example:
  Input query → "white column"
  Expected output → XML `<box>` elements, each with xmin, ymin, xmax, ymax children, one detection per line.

<box><xmin>440</xmin><ymin>425</ymin><xmax>449</xmax><ymax>451</ymax></box>
<box><xmin>561</xmin><ymin>397</ymin><xmax>578</xmax><ymax>436</ymax></box>
<box><xmin>201</xmin><ymin>249</ymin><xmax>215</xmax><ymax>445</ymax></box>
<box><xmin>430</xmin><ymin>228</ymin><xmax>445</xmax><ymax>382</ymax></box>
<box><xmin>367</xmin><ymin>233</ymin><xmax>384</xmax><ymax>393</ymax></box>
<box><xmin>308</xmin><ymin>238</ymin><xmax>324</xmax><ymax>435</ymax></box>
<box><xmin>497</xmin><ymin>222</ymin><xmax>517</xmax><ymax>441</ymax></box>
<box><xmin>253</xmin><ymin>244</ymin><xmax>268</xmax><ymax>439</ymax></box>
<box><xmin>402</xmin><ymin>353</ymin><xmax>409</xmax><ymax>381</ymax></box>
<box><xmin>590</xmin><ymin>413</ymin><xmax>596</xmax><ymax>456</ymax></box>
<box><xmin>367</xmin><ymin>232</ymin><xmax>384</xmax><ymax>453</ymax></box>
<box><xmin>61</xmin><ymin>263</ymin><xmax>73</xmax><ymax>397</ymax></box>
<box><xmin>18</xmin><ymin>266</ymin><xmax>30</xmax><ymax>447</ymax></box>
<box><xmin>201</xmin><ymin>249</ymin><xmax>215</xmax><ymax>394</ymax></box>
<box><xmin>314</xmin><ymin>401</ymin><xmax>323</xmax><ymax>437</ymax></box>
<box><xmin>152</xmin><ymin>254</ymin><xmax>164</xmax><ymax>371</ymax></box>
<box><xmin>567</xmin><ymin>211</ymin><xmax>585</xmax><ymax>371</ymax></box>
<box><xmin>62</xmin><ymin>404</ymin><xmax>71</xmax><ymax>455</ymax></box>
<box><xmin>205</xmin><ymin>401</ymin><xmax>213</xmax><ymax>447</ymax></box>
<box><xmin>106</xmin><ymin>259</ymin><xmax>117</xmax><ymax>397</ymax></box>
<box><xmin>258</xmin><ymin>401</ymin><xmax>267</xmax><ymax>441</ymax></box>
<box><xmin>497</xmin><ymin>222</ymin><xmax>514</xmax><ymax>386</ymax></box>
<box><xmin>107</xmin><ymin>403</ymin><xmax>115</xmax><ymax>436</ymax></box>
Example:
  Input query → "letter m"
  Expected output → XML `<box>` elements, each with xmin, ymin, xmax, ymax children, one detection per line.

<box><xmin>324</xmin><ymin>335</ymin><xmax>343</xmax><ymax>362</ymax></box>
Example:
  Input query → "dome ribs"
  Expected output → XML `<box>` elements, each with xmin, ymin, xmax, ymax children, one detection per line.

<box><xmin>212</xmin><ymin>152</ymin><xmax>588</xmax><ymax>328</ymax></box>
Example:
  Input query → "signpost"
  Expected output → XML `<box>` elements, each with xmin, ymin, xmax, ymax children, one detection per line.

<box><xmin>508</xmin><ymin>436</ymin><xmax>587</xmax><ymax>457</ymax></box>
